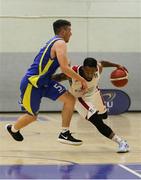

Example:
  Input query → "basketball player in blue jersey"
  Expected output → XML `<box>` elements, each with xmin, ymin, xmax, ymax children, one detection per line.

<box><xmin>6</xmin><ymin>19</ymin><xmax>88</xmax><ymax>145</ymax></box>
<box><xmin>52</xmin><ymin>57</ymin><xmax>129</xmax><ymax>152</ymax></box>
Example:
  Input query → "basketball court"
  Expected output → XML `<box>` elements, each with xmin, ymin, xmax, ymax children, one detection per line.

<box><xmin>0</xmin><ymin>0</ymin><xmax>141</xmax><ymax>179</ymax></box>
<box><xmin>0</xmin><ymin>112</ymin><xmax>141</xmax><ymax>179</ymax></box>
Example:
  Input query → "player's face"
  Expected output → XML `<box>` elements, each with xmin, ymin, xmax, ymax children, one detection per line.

<box><xmin>83</xmin><ymin>66</ymin><xmax>97</xmax><ymax>81</ymax></box>
<box><xmin>62</xmin><ymin>26</ymin><xmax>72</xmax><ymax>43</ymax></box>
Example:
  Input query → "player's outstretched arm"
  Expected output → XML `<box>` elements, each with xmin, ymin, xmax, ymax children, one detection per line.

<box><xmin>100</xmin><ymin>60</ymin><xmax>128</xmax><ymax>72</ymax></box>
<box><xmin>52</xmin><ymin>73</ymin><xmax>70</xmax><ymax>82</ymax></box>
<box><xmin>100</xmin><ymin>61</ymin><xmax>122</xmax><ymax>68</ymax></box>
<box><xmin>54</xmin><ymin>40</ymin><xmax>88</xmax><ymax>92</ymax></box>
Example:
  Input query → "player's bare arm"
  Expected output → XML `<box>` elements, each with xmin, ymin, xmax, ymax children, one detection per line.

<box><xmin>54</xmin><ymin>40</ymin><xmax>88</xmax><ymax>92</ymax></box>
<box><xmin>100</xmin><ymin>60</ymin><xmax>127</xmax><ymax>72</ymax></box>
<box><xmin>52</xmin><ymin>73</ymin><xmax>69</xmax><ymax>82</ymax></box>
<box><xmin>100</xmin><ymin>61</ymin><xmax>122</xmax><ymax>68</ymax></box>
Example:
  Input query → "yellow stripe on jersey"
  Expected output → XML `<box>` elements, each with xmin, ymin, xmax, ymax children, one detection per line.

<box><xmin>28</xmin><ymin>75</ymin><xmax>40</xmax><ymax>88</ymax></box>
<box><xmin>22</xmin><ymin>83</ymin><xmax>34</xmax><ymax>115</ymax></box>
<box><xmin>41</xmin><ymin>58</ymin><xmax>53</xmax><ymax>74</ymax></box>
<box><xmin>28</xmin><ymin>58</ymin><xmax>53</xmax><ymax>87</ymax></box>
<box><xmin>28</xmin><ymin>38</ymin><xmax>61</xmax><ymax>88</ymax></box>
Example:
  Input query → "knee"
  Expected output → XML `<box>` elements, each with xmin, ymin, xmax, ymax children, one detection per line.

<box><xmin>26</xmin><ymin>113</ymin><xmax>38</xmax><ymax>122</ymax></box>
<box><xmin>32</xmin><ymin>115</ymin><xmax>37</xmax><ymax>121</ymax></box>
<box><xmin>98</xmin><ymin>112</ymin><xmax>108</xmax><ymax>119</ymax></box>
<box><xmin>89</xmin><ymin>114</ymin><xmax>101</xmax><ymax>126</ymax></box>
<box><xmin>64</xmin><ymin>92</ymin><xmax>76</xmax><ymax>105</ymax></box>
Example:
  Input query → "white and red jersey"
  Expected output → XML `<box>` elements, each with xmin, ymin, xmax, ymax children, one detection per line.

<box><xmin>70</xmin><ymin>64</ymin><xmax>101</xmax><ymax>97</ymax></box>
<box><xmin>69</xmin><ymin>63</ymin><xmax>106</xmax><ymax>119</ymax></box>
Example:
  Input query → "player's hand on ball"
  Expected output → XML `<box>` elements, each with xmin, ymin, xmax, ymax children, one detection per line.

<box><xmin>80</xmin><ymin>78</ymin><xmax>88</xmax><ymax>94</ymax></box>
<box><xmin>70</xmin><ymin>80</ymin><xmax>87</xmax><ymax>97</ymax></box>
<box><xmin>116</xmin><ymin>65</ymin><xmax>128</xmax><ymax>73</ymax></box>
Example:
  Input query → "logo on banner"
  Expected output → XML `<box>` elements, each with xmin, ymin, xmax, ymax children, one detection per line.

<box><xmin>102</xmin><ymin>92</ymin><xmax>116</xmax><ymax>112</ymax></box>
<box><xmin>101</xmin><ymin>89</ymin><xmax>131</xmax><ymax>115</ymax></box>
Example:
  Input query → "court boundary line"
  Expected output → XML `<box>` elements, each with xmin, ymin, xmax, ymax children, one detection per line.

<box><xmin>118</xmin><ymin>164</ymin><xmax>141</xmax><ymax>178</ymax></box>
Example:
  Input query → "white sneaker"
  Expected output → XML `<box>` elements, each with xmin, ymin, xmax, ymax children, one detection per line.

<box><xmin>117</xmin><ymin>140</ymin><xmax>129</xmax><ymax>153</ymax></box>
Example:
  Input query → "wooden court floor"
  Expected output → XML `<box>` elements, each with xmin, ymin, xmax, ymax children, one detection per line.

<box><xmin>0</xmin><ymin>112</ymin><xmax>141</xmax><ymax>179</ymax></box>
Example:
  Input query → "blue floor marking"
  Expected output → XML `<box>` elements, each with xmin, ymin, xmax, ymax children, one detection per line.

<box><xmin>127</xmin><ymin>164</ymin><xmax>141</xmax><ymax>175</ymax></box>
<box><xmin>0</xmin><ymin>164</ymin><xmax>141</xmax><ymax>179</ymax></box>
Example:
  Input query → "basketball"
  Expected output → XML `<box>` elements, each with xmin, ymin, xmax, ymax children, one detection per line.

<box><xmin>69</xmin><ymin>81</ymin><xmax>84</xmax><ymax>97</ymax></box>
<box><xmin>110</xmin><ymin>68</ymin><xmax>128</xmax><ymax>87</ymax></box>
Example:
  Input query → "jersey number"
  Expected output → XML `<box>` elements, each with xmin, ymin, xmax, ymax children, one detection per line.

<box><xmin>54</xmin><ymin>83</ymin><xmax>64</xmax><ymax>93</ymax></box>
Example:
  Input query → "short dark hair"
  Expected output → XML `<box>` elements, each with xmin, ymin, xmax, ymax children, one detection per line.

<box><xmin>53</xmin><ymin>19</ymin><xmax>71</xmax><ymax>34</ymax></box>
<box><xmin>83</xmin><ymin>57</ymin><xmax>97</xmax><ymax>67</ymax></box>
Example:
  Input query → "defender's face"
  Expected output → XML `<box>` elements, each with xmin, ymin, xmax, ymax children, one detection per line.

<box><xmin>62</xmin><ymin>26</ymin><xmax>72</xmax><ymax>43</ymax></box>
<box><xmin>83</xmin><ymin>66</ymin><xmax>97</xmax><ymax>81</ymax></box>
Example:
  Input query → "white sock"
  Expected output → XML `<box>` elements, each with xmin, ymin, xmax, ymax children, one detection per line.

<box><xmin>61</xmin><ymin>127</ymin><xmax>69</xmax><ymax>133</ymax></box>
<box><xmin>11</xmin><ymin>125</ymin><xmax>18</xmax><ymax>133</ymax></box>
<box><xmin>112</xmin><ymin>135</ymin><xmax>122</xmax><ymax>144</ymax></box>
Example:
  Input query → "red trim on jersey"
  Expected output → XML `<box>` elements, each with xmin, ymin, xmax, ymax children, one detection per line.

<box><xmin>72</xmin><ymin>66</ymin><xmax>80</xmax><ymax>73</ymax></box>
<box><xmin>78</xmin><ymin>97</ymin><xmax>90</xmax><ymax>110</ymax></box>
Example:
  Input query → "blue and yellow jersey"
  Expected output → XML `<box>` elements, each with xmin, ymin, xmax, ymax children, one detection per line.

<box><xmin>25</xmin><ymin>35</ymin><xmax>62</xmax><ymax>88</ymax></box>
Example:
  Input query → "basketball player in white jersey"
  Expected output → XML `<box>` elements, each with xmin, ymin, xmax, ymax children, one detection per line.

<box><xmin>52</xmin><ymin>57</ymin><xmax>129</xmax><ymax>153</ymax></box>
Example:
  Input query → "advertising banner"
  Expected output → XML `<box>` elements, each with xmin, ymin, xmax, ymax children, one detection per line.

<box><xmin>101</xmin><ymin>89</ymin><xmax>131</xmax><ymax>115</ymax></box>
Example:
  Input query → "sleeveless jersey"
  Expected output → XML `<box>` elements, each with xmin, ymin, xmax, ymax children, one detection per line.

<box><xmin>25</xmin><ymin>35</ymin><xmax>62</xmax><ymax>88</ymax></box>
<box><xmin>70</xmin><ymin>64</ymin><xmax>101</xmax><ymax>97</ymax></box>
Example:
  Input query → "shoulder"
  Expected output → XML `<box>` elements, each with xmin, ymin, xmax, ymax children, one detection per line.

<box><xmin>52</xmin><ymin>39</ymin><xmax>66</xmax><ymax>50</ymax></box>
<box><xmin>54</xmin><ymin>39</ymin><xmax>65</xmax><ymax>46</ymax></box>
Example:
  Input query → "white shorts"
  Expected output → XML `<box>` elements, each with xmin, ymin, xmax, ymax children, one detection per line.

<box><xmin>75</xmin><ymin>89</ymin><xmax>107</xmax><ymax>119</ymax></box>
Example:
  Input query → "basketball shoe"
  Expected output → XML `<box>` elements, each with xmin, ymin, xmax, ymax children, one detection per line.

<box><xmin>118</xmin><ymin>140</ymin><xmax>129</xmax><ymax>153</ymax></box>
<box><xmin>58</xmin><ymin>130</ymin><xmax>83</xmax><ymax>145</ymax></box>
<box><xmin>5</xmin><ymin>124</ymin><xmax>24</xmax><ymax>141</ymax></box>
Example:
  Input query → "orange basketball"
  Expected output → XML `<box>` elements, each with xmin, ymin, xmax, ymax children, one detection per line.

<box><xmin>110</xmin><ymin>68</ymin><xmax>128</xmax><ymax>87</ymax></box>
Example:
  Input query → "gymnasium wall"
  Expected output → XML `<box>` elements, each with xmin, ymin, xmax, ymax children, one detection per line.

<box><xmin>0</xmin><ymin>0</ymin><xmax>141</xmax><ymax>111</ymax></box>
